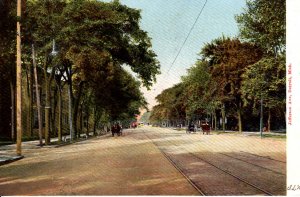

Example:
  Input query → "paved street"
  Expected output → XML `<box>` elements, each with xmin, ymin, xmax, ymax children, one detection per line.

<box><xmin>0</xmin><ymin>126</ymin><xmax>286</xmax><ymax>195</ymax></box>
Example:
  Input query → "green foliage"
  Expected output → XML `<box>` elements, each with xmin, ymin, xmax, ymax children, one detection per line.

<box><xmin>56</xmin><ymin>0</ymin><xmax>160</xmax><ymax>88</ymax></box>
<box><xmin>181</xmin><ymin>61</ymin><xmax>210</xmax><ymax>116</ymax></box>
<box><xmin>138</xmin><ymin>0</ymin><xmax>286</xmax><ymax>131</ymax></box>
<box><xmin>241</xmin><ymin>56</ymin><xmax>286</xmax><ymax>110</ymax></box>
<box><xmin>21</xmin><ymin>0</ymin><xmax>159</xmax><ymax>125</ymax></box>
<box><xmin>0</xmin><ymin>0</ymin><xmax>160</xmax><ymax>140</ymax></box>
<box><xmin>152</xmin><ymin>34</ymin><xmax>285</xmax><ymax>131</ymax></box>
<box><xmin>0</xmin><ymin>0</ymin><xmax>16</xmax><ymax>79</ymax></box>
<box><xmin>23</xmin><ymin>0</ymin><xmax>160</xmax><ymax>86</ymax></box>
<box><xmin>1</xmin><ymin>0</ymin><xmax>287</xmax><ymax>138</ymax></box>
<box><xmin>235</xmin><ymin>0</ymin><xmax>286</xmax><ymax>55</ymax></box>
<box><xmin>91</xmin><ymin>63</ymin><xmax>146</xmax><ymax>121</ymax></box>
<box><xmin>0</xmin><ymin>0</ymin><xmax>17</xmax><ymax>138</ymax></box>
<box><xmin>200</xmin><ymin>37</ymin><xmax>262</xmax><ymax>112</ymax></box>
<box><xmin>236</xmin><ymin>0</ymin><xmax>286</xmax><ymax>126</ymax></box>
<box><xmin>150</xmin><ymin>83</ymin><xmax>186</xmax><ymax>122</ymax></box>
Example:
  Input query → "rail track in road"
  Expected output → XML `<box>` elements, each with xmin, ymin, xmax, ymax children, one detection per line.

<box><xmin>239</xmin><ymin>151</ymin><xmax>286</xmax><ymax>163</ymax></box>
<box><xmin>142</xmin><ymin>130</ymin><xmax>206</xmax><ymax>195</ymax></box>
<box><xmin>219</xmin><ymin>152</ymin><xmax>286</xmax><ymax>176</ymax></box>
<box><xmin>142</xmin><ymin>129</ymin><xmax>285</xmax><ymax>196</ymax></box>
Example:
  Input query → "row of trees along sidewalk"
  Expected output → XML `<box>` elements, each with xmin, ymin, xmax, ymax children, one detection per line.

<box><xmin>150</xmin><ymin>0</ymin><xmax>286</xmax><ymax>132</ymax></box>
<box><xmin>0</xmin><ymin>0</ymin><xmax>160</xmax><ymax>150</ymax></box>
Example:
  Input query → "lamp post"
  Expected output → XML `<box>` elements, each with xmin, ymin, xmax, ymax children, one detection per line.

<box><xmin>43</xmin><ymin>39</ymin><xmax>59</xmax><ymax>145</ymax></box>
<box><xmin>50</xmin><ymin>39</ymin><xmax>73</xmax><ymax>142</ymax></box>
<box><xmin>51</xmin><ymin>39</ymin><xmax>58</xmax><ymax>56</ymax></box>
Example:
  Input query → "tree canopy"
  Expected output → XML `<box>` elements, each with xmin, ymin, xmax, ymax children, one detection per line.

<box><xmin>1</xmin><ymin>0</ymin><xmax>161</xmax><ymax>141</ymax></box>
<box><xmin>235</xmin><ymin>0</ymin><xmax>286</xmax><ymax>55</ymax></box>
<box><xmin>151</xmin><ymin>0</ymin><xmax>285</xmax><ymax>132</ymax></box>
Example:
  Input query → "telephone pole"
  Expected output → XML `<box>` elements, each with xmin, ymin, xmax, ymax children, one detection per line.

<box><xmin>16</xmin><ymin>0</ymin><xmax>22</xmax><ymax>155</ymax></box>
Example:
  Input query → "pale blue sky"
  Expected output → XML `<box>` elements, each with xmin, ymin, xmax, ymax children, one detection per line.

<box><xmin>105</xmin><ymin>0</ymin><xmax>247</xmax><ymax>108</ymax></box>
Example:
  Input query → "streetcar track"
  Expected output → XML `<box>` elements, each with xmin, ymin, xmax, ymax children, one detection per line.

<box><xmin>145</xmin><ymin>130</ymin><xmax>275</xmax><ymax>196</ymax></box>
<box><xmin>158</xmin><ymin>147</ymin><xmax>206</xmax><ymax>196</ymax></box>
<box><xmin>166</xmin><ymin>142</ymin><xmax>273</xmax><ymax>196</ymax></box>
<box><xmin>219</xmin><ymin>152</ymin><xmax>286</xmax><ymax>176</ymax></box>
<box><xmin>142</xmin><ymin>130</ymin><xmax>206</xmax><ymax>196</ymax></box>
<box><xmin>240</xmin><ymin>151</ymin><xmax>286</xmax><ymax>163</ymax></box>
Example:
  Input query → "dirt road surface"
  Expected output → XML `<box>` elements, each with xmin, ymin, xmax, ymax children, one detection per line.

<box><xmin>0</xmin><ymin>126</ymin><xmax>286</xmax><ymax>195</ymax></box>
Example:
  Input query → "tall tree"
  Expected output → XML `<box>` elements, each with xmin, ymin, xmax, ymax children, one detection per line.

<box><xmin>0</xmin><ymin>0</ymin><xmax>16</xmax><ymax>140</ymax></box>
<box><xmin>22</xmin><ymin>0</ymin><xmax>160</xmax><ymax>141</ymax></box>
<box><xmin>181</xmin><ymin>61</ymin><xmax>210</xmax><ymax>120</ymax></box>
<box><xmin>236</xmin><ymin>0</ymin><xmax>286</xmax><ymax>131</ymax></box>
<box><xmin>235</xmin><ymin>0</ymin><xmax>286</xmax><ymax>56</ymax></box>
<box><xmin>151</xmin><ymin>83</ymin><xmax>186</xmax><ymax>126</ymax></box>
<box><xmin>201</xmin><ymin>37</ymin><xmax>262</xmax><ymax>132</ymax></box>
<box><xmin>23</xmin><ymin>0</ymin><xmax>67</xmax><ymax>144</ymax></box>
<box><xmin>57</xmin><ymin>0</ymin><xmax>160</xmax><ymax>137</ymax></box>
<box><xmin>241</xmin><ymin>56</ymin><xmax>285</xmax><ymax>131</ymax></box>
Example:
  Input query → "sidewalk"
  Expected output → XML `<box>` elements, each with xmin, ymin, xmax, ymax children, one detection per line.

<box><xmin>0</xmin><ymin>155</ymin><xmax>24</xmax><ymax>166</ymax></box>
<box><xmin>0</xmin><ymin>140</ymin><xmax>39</xmax><ymax>166</ymax></box>
<box><xmin>171</xmin><ymin>126</ymin><xmax>286</xmax><ymax>136</ymax></box>
<box><xmin>0</xmin><ymin>138</ymin><xmax>57</xmax><ymax>166</ymax></box>
<box><xmin>0</xmin><ymin>132</ymin><xmax>108</xmax><ymax>166</ymax></box>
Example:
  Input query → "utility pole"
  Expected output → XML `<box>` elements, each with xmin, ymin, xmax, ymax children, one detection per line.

<box><xmin>16</xmin><ymin>0</ymin><xmax>22</xmax><ymax>156</ymax></box>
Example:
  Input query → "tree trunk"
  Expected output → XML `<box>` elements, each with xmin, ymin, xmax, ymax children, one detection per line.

<box><xmin>267</xmin><ymin>108</ymin><xmax>271</xmax><ymax>132</ymax></box>
<box><xmin>68</xmin><ymin>82</ymin><xmax>73</xmax><ymax>141</ymax></box>
<box><xmin>221</xmin><ymin>103</ymin><xmax>225</xmax><ymax>131</ymax></box>
<box><xmin>211</xmin><ymin>113</ymin><xmax>214</xmax><ymax>130</ymax></box>
<box><xmin>93</xmin><ymin>107</ymin><xmax>96</xmax><ymax>136</ymax></box>
<box><xmin>72</xmin><ymin>82</ymin><xmax>84</xmax><ymax>138</ymax></box>
<box><xmin>80</xmin><ymin>104</ymin><xmax>83</xmax><ymax>134</ymax></box>
<box><xmin>86</xmin><ymin>111</ymin><xmax>89</xmax><ymax>137</ymax></box>
<box><xmin>51</xmin><ymin>86</ymin><xmax>58</xmax><ymax>141</ymax></box>
<box><xmin>29</xmin><ymin>66</ymin><xmax>33</xmax><ymax>137</ymax></box>
<box><xmin>32</xmin><ymin>44</ymin><xmax>43</xmax><ymax>146</ymax></box>
<box><xmin>58</xmin><ymin>88</ymin><xmax>62</xmax><ymax>143</ymax></box>
<box><xmin>25</xmin><ymin>63</ymin><xmax>33</xmax><ymax>137</ymax></box>
<box><xmin>214</xmin><ymin>111</ymin><xmax>217</xmax><ymax>131</ymax></box>
<box><xmin>237</xmin><ymin>106</ymin><xmax>242</xmax><ymax>133</ymax></box>
<box><xmin>10</xmin><ymin>81</ymin><xmax>15</xmax><ymax>141</ymax></box>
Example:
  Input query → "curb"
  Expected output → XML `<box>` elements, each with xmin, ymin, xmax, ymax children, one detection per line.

<box><xmin>0</xmin><ymin>132</ymin><xmax>112</xmax><ymax>166</ymax></box>
<box><xmin>0</xmin><ymin>155</ymin><xmax>24</xmax><ymax>166</ymax></box>
<box><xmin>54</xmin><ymin>132</ymin><xmax>111</xmax><ymax>148</ymax></box>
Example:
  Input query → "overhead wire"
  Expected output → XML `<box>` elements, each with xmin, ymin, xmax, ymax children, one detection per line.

<box><xmin>148</xmin><ymin>0</ymin><xmax>208</xmax><ymax>108</ymax></box>
<box><xmin>163</xmin><ymin>0</ymin><xmax>208</xmax><ymax>77</ymax></box>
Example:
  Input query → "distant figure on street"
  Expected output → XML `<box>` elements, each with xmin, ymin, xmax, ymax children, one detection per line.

<box><xmin>186</xmin><ymin>123</ymin><xmax>195</xmax><ymax>133</ymax></box>
<box><xmin>111</xmin><ymin>124</ymin><xmax>116</xmax><ymax>137</ymax></box>
<box><xmin>111</xmin><ymin>123</ymin><xmax>122</xmax><ymax>136</ymax></box>
<box><xmin>116</xmin><ymin>123</ymin><xmax>122</xmax><ymax>136</ymax></box>
<box><xmin>131</xmin><ymin>122</ymin><xmax>137</xmax><ymax>129</ymax></box>
<box><xmin>201</xmin><ymin>122</ymin><xmax>210</xmax><ymax>135</ymax></box>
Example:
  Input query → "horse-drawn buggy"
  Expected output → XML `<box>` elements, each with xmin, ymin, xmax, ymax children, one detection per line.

<box><xmin>201</xmin><ymin>123</ymin><xmax>210</xmax><ymax>135</ymax></box>
<box><xmin>186</xmin><ymin>123</ymin><xmax>197</xmax><ymax>133</ymax></box>
<box><xmin>111</xmin><ymin>123</ymin><xmax>122</xmax><ymax>136</ymax></box>
<box><xmin>186</xmin><ymin>121</ymin><xmax>211</xmax><ymax>135</ymax></box>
